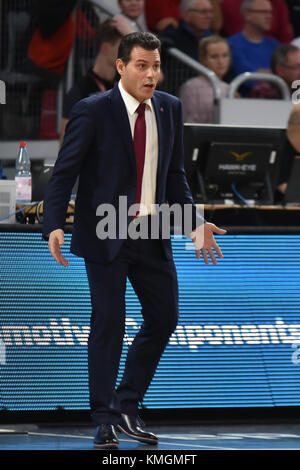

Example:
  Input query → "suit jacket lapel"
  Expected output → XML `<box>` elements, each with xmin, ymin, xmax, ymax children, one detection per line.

<box><xmin>152</xmin><ymin>93</ymin><xmax>167</xmax><ymax>196</ymax></box>
<box><xmin>109</xmin><ymin>85</ymin><xmax>136</xmax><ymax>172</ymax></box>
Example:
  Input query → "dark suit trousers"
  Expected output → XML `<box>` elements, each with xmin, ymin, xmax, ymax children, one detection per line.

<box><xmin>84</xmin><ymin>226</ymin><xmax>179</xmax><ymax>425</ymax></box>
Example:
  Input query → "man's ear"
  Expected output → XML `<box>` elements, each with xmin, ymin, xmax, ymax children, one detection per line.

<box><xmin>116</xmin><ymin>58</ymin><xmax>125</xmax><ymax>76</ymax></box>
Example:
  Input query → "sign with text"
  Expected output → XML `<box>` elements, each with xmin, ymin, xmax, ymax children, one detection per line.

<box><xmin>1</xmin><ymin>231</ymin><xmax>300</xmax><ymax>410</ymax></box>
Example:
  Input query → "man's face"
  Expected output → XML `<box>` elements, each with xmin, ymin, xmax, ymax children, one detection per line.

<box><xmin>119</xmin><ymin>0</ymin><xmax>144</xmax><ymax>21</ymax></box>
<box><xmin>276</xmin><ymin>51</ymin><xmax>300</xmax><ymax>87</ymax></box>
<box><xmin>244</xmin><ymin>0</ymin><xmax>273</xmax><ymax>32</ymax></box>
<box><xmin>116</xmin><ymin>46</ymin><xmax>161</xmax><ymax>102</ymax></box>
<box><xmin>182</xmin><ymin>0</ymin><xmax>213</xmax><ymax>35</ymax></box>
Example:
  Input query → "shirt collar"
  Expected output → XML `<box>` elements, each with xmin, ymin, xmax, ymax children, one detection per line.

<box><xmin>118</xmin><ymin>80</ymin><xmax>153</xmax><ymax>116</ymax></box>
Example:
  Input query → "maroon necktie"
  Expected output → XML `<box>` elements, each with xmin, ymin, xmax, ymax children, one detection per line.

<box><xmin>133</xmin><ymin>103</ymin><xmax>146</xmax><ymax>218</ymax></box>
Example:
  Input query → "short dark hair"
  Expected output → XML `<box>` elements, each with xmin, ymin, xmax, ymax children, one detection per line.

<box><xmin>94</xmin><ymin>19</ymin><xmax>123</xmax><ymax>52</ymax></box>
<box><xmin>271</xmin><ymin>44</ymin><xmax>300</xmax><ymax>73</ymax></box>
<box><xmin>117</xmin><ymin>32</ymin><xmax>161</xmax><ymax>64</ymax></box>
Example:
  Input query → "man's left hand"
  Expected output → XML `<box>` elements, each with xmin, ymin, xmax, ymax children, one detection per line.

<box><xmin>189</xmin><ymin>222</ymin><xmax>227</xmax><ymax>265</ymax></box>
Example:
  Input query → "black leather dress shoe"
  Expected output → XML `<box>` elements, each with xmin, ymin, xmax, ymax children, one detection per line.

<box><xmin>117</xmin><ymin>413</ymin><xmax>158</xmax><ymax>445</ymax></box>
<box><xmin>94</xmin><ymin>424</ymin><xmax>119</xmax><ymax>448</ymax></box>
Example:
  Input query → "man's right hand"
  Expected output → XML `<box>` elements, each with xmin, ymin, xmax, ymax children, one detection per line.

<box><xmin>48</xmin><ymin>229</ymin><xmax>69</xmax><ymax>267</ymax></box>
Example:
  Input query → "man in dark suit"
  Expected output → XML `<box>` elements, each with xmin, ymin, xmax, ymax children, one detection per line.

<box><xmin>43</xmin><ymin>31</ymin><xmax>226</xmax><ymax>449</ymax></box>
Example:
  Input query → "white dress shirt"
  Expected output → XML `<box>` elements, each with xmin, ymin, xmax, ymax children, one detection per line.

<box><xmin>118</xmin><ymin>80</ymin><xmax>158</xmax><ymax>216</ymax></box>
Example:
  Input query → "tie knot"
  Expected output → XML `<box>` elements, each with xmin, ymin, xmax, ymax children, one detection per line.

<box><xmin>136</xmin><ymin>103</ymin><xmax>146</xmax><ymax>116</ymax></box>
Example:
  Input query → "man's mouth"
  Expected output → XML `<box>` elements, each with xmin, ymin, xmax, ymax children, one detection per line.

<box><xmin>144</xmin><ymin>84</ymin><xmax>155</xmax><ymax>89</ymax></box>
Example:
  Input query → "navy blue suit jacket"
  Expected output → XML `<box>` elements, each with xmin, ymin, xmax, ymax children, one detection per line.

<box><xmin>42</xmin><ymin>84</ymin><xmax>204</xmax><ymax>263</ymax></box>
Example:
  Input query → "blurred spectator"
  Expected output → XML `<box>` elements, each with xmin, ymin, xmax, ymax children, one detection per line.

<box><xmin>246</xmin><ymin>44</ymin><xmax>300</xmax><ymax>99</ymax></box>
<box><xmin>286</xmin><ymin>1</ymin><xmax>300</xmax><ymax>38</ymax></box>
<box><xmin>60</xmin><ymin>20</ymin><xmax>123</xmax><ymax>145</ymax></box>
<box><xmin>116</xmin><ymin>0</ymin><xmax>147</xmax><ymax>32</ymax></box>
<box><xmin>111</xmin><ymin>15</ymin><xmax>139</xmax><ymax>36</ymax></box>
<box><xmin>275</xmin><ymin>103</ymin><xmax>300</xmax><ymax>201</ymax></box>
<box><xmin>27</xmin><ymin>0</ymin><xmax>77</xmax><ymax>83</ymax></box>
<box><xmin>179</xmin><ymin>35</ymin><xmax>231</xmax><ymax>122</ymax></box>
<box><xmin>292</xmin><ymin>37</ymin><xmax>300</xmax><ymax>49</ymax></box>
<box><xmin>0</xmin><ymin>161</ymin><xmax>7</xmax><ymax>180</ymax></box>
<box><xmin>271</xmin><ymin>44</ymin><xmax>300</xmax><ymax>90</ymax></box>
<box><xmin>210</xmin><ymin>0</ymin><xmax>223</xmax><ymax>34</ymax></box>
<box><xmin>221</xmin><ymin>0</ymin><xmax>294</xmax><ymax>43</ymax></box>
<box><xmin>145</xmin><ymin>0</ymin><xmax>181</xmax><ymax>32</ymax></box>
<box><xmin>228</xmin><ymin>0</ymin><xmax>280</xmax><ymax>94</ymax></box>
<box><xmin>160</xmin><ymin>0</ymin><xmax>214</xmax><ymax>60</ymax></box>
<box><xmin>145</xmin><ymin>0</ymin><xmax>222</xmax><ymax>33</ymax></box>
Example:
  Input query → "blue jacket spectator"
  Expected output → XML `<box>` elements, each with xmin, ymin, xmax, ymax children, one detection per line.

<box><xmin>228</xmin><ymin>0</ymin><xmax>280</xmax><ymax>94</ymax></box>
<box><xmin>160</xmin><ymin>0</ymin><xmax>213</xmax><ymax>60</ymax></box>
<box><xmin>229</xmin><ymin>31</ymin><xmax>279</xmax><ymax>76</ymax></box>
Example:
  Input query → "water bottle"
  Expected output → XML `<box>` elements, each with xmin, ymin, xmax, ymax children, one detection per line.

<box><xmin>15</xmin><ymin>141</ymin><xmax>32</xmax><ymax>203</ymax></box>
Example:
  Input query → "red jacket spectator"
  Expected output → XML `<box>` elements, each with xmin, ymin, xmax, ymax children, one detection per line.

<box><xmin>145</xmin><ymin>0</ymin><xmax>223</xmax><ymax>33</ymax></box>
<box><xmin>221</xmin><ymin>0</ymin><xmax>294</xmax><ymax>43</ymax></box>
<box><xmin>145</xmin><ymin>0</ymin><xmax>180</xmax><ymax>32</ymax></box>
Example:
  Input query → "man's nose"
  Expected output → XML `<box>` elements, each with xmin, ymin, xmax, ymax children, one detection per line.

<box><xmin>147</xmin><ymin>67</ymin><xmax>155</xmax><ymax>78</ymax></box>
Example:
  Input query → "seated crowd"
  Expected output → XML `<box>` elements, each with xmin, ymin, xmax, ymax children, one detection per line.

<box><xmin>1</xmin><ymin>0</ymin><xmax>300</xmax><ymax>191</ymax></box>
<box><xmin>0</xmin><ymin>0</ymin><xmax>300</xmax><ymax>138</ymax></box>
<box><xmin>59</xmin><ymin>0</ymin><xmax>299</xmax><ymax>133</ymax></box>
<box><xmin>60</xmin><ymin>0</ymin><xmax>299</xmax><ymax>134</ymax></box>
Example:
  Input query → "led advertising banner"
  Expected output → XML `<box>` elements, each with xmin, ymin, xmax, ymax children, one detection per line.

<box><xmin>1</xmin><ymin>231</ymin><xmax>300</xmax><ymax>411</ymax></box>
